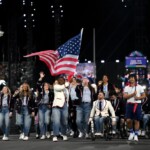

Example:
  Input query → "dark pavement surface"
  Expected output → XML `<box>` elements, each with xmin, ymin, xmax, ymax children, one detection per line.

<box><xmin>1</xmin><ymin>134</ymin><xmax>150</xmax><ymax>150</ymax></box>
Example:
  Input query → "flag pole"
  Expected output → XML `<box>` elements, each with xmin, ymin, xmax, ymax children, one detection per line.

<box><xmin>80</xmin><ymin>28</ymin><xmax>84</xmax><ymax>43</ymax></box>
<box><xmin>93</xmin><ymin>28</ymin><xmax>96</xmax><ymax>82</ymax></box>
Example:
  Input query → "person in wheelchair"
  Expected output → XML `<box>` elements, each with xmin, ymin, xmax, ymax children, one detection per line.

<box><xmin>88</xmin><ymin>91</ymin><xmax>116</xmax><ymax>137</ymax></box>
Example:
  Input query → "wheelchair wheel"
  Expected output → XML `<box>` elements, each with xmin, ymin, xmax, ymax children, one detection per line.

<box><xmin>89</xmin><ymin>120</ymin><xmax>96</xmax><ymax>141</ymax></box>
<box><xmin>104</xmin><ymin>117</ymin><xmax>112</xmax><ymax>141</ymax></box>
<box><xmin>119</xmin><ymin>118</ymin><xmax>128</xmax><ymax>139</ymax></box>
<box><xmin>91</xmin><ymin>132</ymin><xmax>96</xmax><ymax>141</ymax></box>
<box><xmin>104</xmin><ymin>129</ymin><xmax>112</xmax><ymax>140</ymax></box>
<box><xmin>119</xmin><ymin>124</ymin><xmax>127</xmax><ymax>139</ymax></box>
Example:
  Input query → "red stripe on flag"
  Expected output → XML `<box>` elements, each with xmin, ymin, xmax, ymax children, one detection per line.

<box><xmin>24</xmin><ymin>30</ymin><xmax>82</xmax><ymax>76</ymax></box>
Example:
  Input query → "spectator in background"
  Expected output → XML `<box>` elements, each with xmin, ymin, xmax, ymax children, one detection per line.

<box><xmin>109</xmin><ymin>91</ymin><xmax>125</xmax><ymax>134</ymax></box>
<box><xmin>97</xmin><ymin>75</ymin><xmax>115</xmax><ymax>100</ymax></box>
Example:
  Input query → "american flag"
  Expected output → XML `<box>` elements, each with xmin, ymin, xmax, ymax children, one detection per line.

<box><xmin>24</xmin><ymin>30</ymin><xmax>83</xmax><ymax>76</ymax></box>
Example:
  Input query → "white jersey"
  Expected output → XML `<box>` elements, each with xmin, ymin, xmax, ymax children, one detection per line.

<box><xmin>124</xmin><ymin>84</ymin><xmax>144</xmax><ymax>103</ymax></box>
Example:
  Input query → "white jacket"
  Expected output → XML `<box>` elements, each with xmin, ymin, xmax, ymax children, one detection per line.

<box><xmin>53</xmin><ymin>84</ymin><xmax>66</xmax><ymax>107</ymax></box>
<box><xmin>90</xmin><ymin>99</ymin><xmax>116</xmax><ymax>118</ymax></box>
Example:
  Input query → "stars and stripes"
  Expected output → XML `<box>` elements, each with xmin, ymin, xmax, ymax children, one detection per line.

<box><xmin>24</xmin><ymin>29</ymin><xmax>83</xmax><ymax>76</ymax></box>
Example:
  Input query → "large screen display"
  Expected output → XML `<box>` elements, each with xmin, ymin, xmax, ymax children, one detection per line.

<box><xmin>125</xmin><ymin>57</ymin><xmax>147</xmax><ymax>68</ymax></box>
<box><xmin>76</xmin><ymin>63</ymin><xmax>96</xmax><ymax>79</ymax></box>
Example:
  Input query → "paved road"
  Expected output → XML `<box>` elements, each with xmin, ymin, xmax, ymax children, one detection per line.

<box><xmin>1</xmin><ymin>135</ymin><xmax>150</xmax><ymax>150</ymax></box>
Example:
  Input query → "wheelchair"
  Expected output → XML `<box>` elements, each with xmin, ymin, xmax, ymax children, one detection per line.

<box><xmin>88</xmin><ymin>116</ymin><xmax>113</xmax><ymax>141</ymax></box>
<box><xmin>118</xmin><ymin>115</ymin><xmax>128</xmax><ymax>139</ymax></box>
<box><xmin>88</xmin><ymin>120</ymin><xmax>96</xmax><ymax>141</ymax></box>
<box><xmin>103</xmin><ymin>116</ymin><xmax>113</xmax><ymax>140</ymax></box>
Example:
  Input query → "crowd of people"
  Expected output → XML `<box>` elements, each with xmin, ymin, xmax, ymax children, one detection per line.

<box><xmin>0</xmin><ymin>71</ymin><xmax>150</xmax><ymax>143</ymax></box>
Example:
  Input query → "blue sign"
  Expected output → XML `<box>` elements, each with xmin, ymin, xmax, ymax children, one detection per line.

<box><xmin>125</xmin><ymin>57</ymin><xmax>147</xmax><ymax>68</ymax></box>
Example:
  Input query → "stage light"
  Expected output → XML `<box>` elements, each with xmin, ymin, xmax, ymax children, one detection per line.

<box><xmin>88</xmin><ymin>61</ymin><xmax>91</xmax><ymax>63</ymax></box>
<box><xmin>31</xmin><ymin>1</ymin><xmax>33</xmax><ymax>6</ymax></box>
<box><xmin>0</xmin><ymin>30</ymin><xmax>4</xmax><ymax>37</ymax></box>
<box><xmin>101</xmin><ymin>60</ymin><xmax>105</xmax><ymax>63</ymax></box>
<box><xmin>116</xmin><ymin>60</ymin><xmax>120</xmax><ymax>63</ymax></box>
<box><xmin>147</xmin><ymin>60</ymin><xmax>149</xmax><ymax>63</ymax></box>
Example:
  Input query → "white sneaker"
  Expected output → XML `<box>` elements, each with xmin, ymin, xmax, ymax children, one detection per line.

<box><xmin>53</xmin><ymin>136</ymin><xmax>58</xmax><ymax>142</ymax></box>
<box><xmin>51</xmin><ymin>131</ymin><xmax>53</xmax><ymax>136</ymax></box>
<box><xmin>46</xmin><ymin>132</ymin><xmax>51</xmax><ymax>138</ymax></box>
<box><xmin>2</xmin><ymin>134</ymin><xmax>6</xmax><ymax>140</ymax></box>
<box><xmin>138</xmin><ymin>130</ymin><xmax>141</xmax><ymax>136</ymax></box>
<box><xmin>128</xmin><ymin>132</ymin><xmax>135</xmax><ymax>141</ymax></box>
<box><xmin>19</xmin><ymin>133</ymin><xmax>24</xmax><ymax>139</ymax></box>
<box><xmin>62</xmin><ymin>135</ymin><xmax>68</xmax><ymax>141</ymax></box>
<box><xmin>112</xmin><ymin>130</ymin><xmax>116</xmax><ymax>134</ymax></box>
<box><xmin>134</xmin><ymin>135</ymin><xmax>138</xmax><ymax>141</ymax></box>
<box><xmin>95</xmin><ymin>132</ymin><xmax>102</xmax><ymax>136</ymax></box>
<box><xmin>70</xmin><ymin>130</ymin><xmax>74</xmax><ymax>136</ymax></box>
<box><xmin>23</xmin><ymin>136</ymin><xmax>29</xmax><ymax>141</ymax></box>
<box><xmin>85</xmin><ymin>133</ymin><xmax>89</xmax><ymax>138</ymax></box>
<box><xmin>36</xmin><ymin>134</ymin><xmax>39</xmax><ymax>139</ymax></box>
<box><xmin>2</xmin><ymin>135</ymin><xmax>9</xmax><ymax>141</ymax></box>
<box><xmin>141</xmin><ymin>130</ymin><xmax>145</xmax><ymax>136</ymax></box>
<box><xmin>40</xmin><ymin>135</ymin><xmax>46</xmax><ymax>140</ymax></box>
<box><xmin>78</xmin><ymin>132</ymin><xmax>84</xmax><ymax>138</ymax></box>
<box><xmin>100</xmin><ymin>133</ymin><xmax>104</xmax><ymax>137</ymax></box>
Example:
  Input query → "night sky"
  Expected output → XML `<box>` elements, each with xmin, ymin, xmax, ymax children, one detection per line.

<box><xmin>0</xmin><ymin>0</ymin><xmax>150</xmax><ymax>63</ymax></box>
